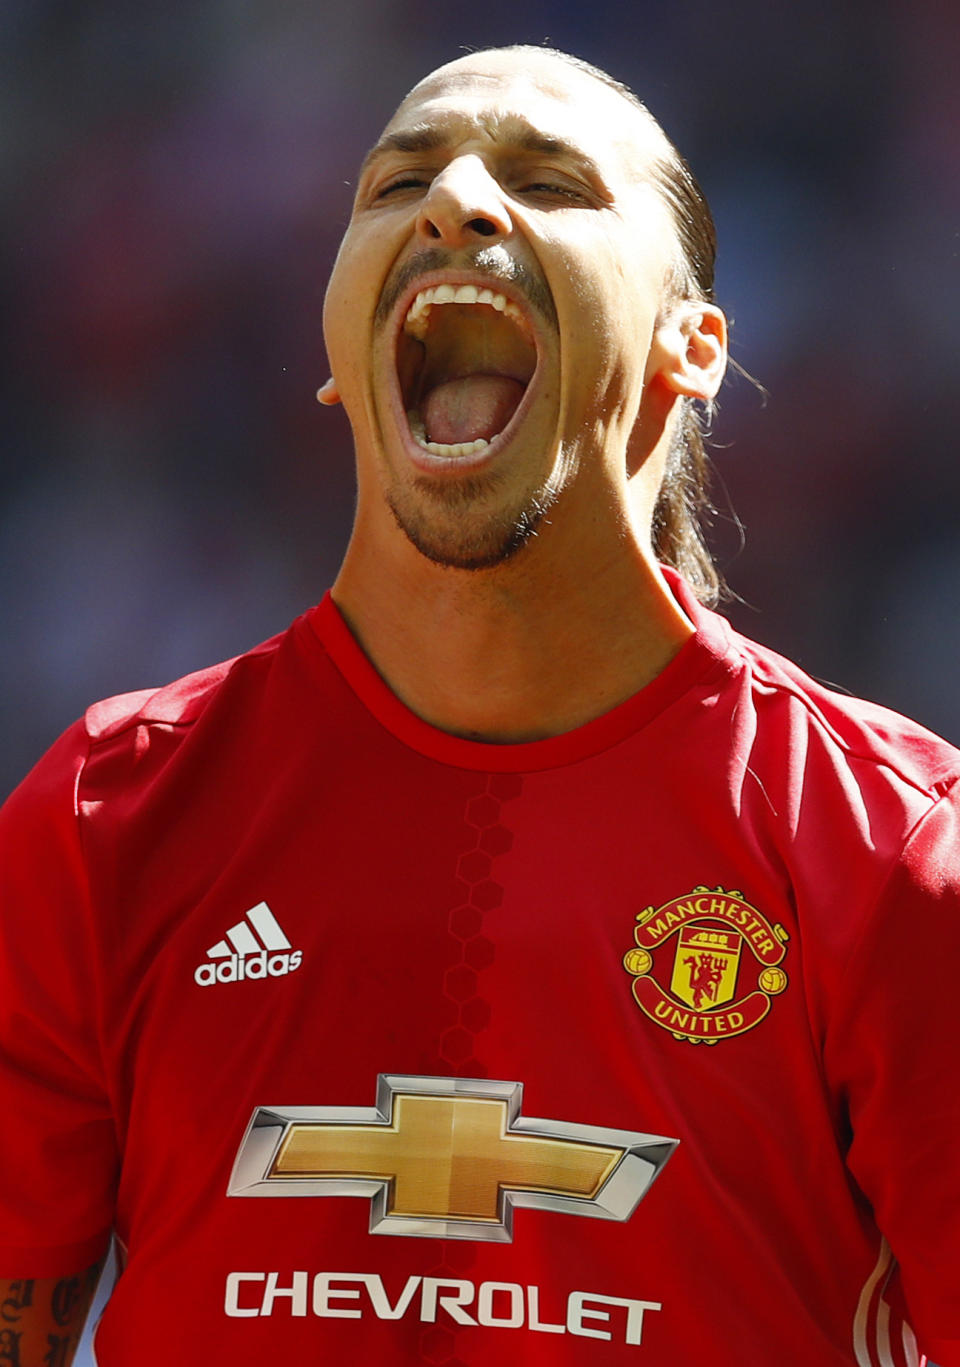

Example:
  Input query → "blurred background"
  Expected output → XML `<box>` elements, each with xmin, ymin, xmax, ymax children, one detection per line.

<box><xmin>0</xmin><ymin>1</ymin><xmax>957</xmax><ymax>1357</ymax></box>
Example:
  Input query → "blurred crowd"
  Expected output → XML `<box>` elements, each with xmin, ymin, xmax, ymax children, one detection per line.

<box><xmin>3</xmin><ymin>0</ymin><xmax>959</xmax><ymax>803</ymax></box>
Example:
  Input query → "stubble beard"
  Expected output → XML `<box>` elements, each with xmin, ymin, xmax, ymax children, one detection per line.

<box><xmin>386</xmin><ymin>469</ymin><xmax>562</xmax><ymax>571</ymax></box>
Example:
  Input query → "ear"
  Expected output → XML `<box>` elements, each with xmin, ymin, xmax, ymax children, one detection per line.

<box><xmin>316</xmin><ymin>378</ymin><xmax>342</xmax><ymax>406</ymax></box>
<box><xmin>649</xmin><ymin>302</ymin><xmax>727</xmax><ymax>402</ymax></box>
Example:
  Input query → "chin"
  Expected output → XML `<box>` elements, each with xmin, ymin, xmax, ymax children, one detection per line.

<box><xmin>386</xmin><ymin>473</ymin><xmax>559</xmax><ymax>572</ymax></box>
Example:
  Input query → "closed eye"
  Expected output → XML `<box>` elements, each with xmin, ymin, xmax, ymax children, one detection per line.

<box><xmin>376</xmin><ymin>177</ymin><xmax>431</xmax><ymax>198</ymax></box>
<box><xmin>520</xmin><ymin>181</ymin><xmax>590</xmax><ymax>204</ymax></box>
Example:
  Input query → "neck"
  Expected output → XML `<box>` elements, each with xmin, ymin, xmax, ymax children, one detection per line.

<box><xmin>331</xmin><ymin>509</ymin><xmax>693</xmax><ymax>744</ymax></box>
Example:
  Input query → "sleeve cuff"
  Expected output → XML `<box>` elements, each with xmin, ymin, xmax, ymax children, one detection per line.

<box><xmin>0</xmin><ymin>1226</ymin><xmax>112</xmax><ymax>1278</ymax></box>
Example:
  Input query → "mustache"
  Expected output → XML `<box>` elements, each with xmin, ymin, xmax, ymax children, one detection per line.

<box><xmin>375</xmin><ymin>246</ymin><xmax>558</xmax><ymax>330</ymax></box>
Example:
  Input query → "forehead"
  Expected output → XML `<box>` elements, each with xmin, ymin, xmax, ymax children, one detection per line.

<box><xmin>378</xmin><ymin>53</ymin><xmax>665</xmax><ymax>183</ymax></box>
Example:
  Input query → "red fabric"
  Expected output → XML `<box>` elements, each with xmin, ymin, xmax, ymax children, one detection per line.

<box><xmin>0</xmin><ymin>571</ymin><xmax>956</xmax><ymax>1364</ymax></box>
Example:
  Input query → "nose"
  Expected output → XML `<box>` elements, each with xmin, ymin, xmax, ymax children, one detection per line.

<box><xmin>416</xmin><ymin>155</ymin><xmax>513</xmax><ymax>248</ymax></box>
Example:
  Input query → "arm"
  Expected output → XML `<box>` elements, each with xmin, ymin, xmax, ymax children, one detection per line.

<box><xmin>0</xmin><ymin>1260</ymin><xmax>105</xmax><ymax>1367</ymax></box>
<box><xmin>0</xmin><ymin>728</ymin><xmax>118</xmax><ymax>1326</ymax></box>
<box><xmin>825</xmin><ymin>786</ymin><xmax>960</xmax><ymax>1364</ymax></box>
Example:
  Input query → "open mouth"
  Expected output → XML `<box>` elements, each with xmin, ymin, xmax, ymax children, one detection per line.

<box><xmin>395</xmin><ymin>283</ymin><xmax>539</xmax><ymax>459</ymax></box>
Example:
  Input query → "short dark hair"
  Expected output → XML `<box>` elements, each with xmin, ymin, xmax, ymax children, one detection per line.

<box><xmin>482</xmin><ymin>46</ymin><xmax>725</xmax><ymax>604</ymax></box>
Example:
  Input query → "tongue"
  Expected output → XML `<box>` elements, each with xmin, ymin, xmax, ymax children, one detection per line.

<box><xmin>422</xmin><ymin>374</ymin><xmax>526</xmax><ymax>445</ymax></box>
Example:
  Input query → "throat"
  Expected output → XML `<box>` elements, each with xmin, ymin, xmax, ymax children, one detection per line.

<box><xmin>334</xmin><ymin>547</ymin><xmax>696</xmax><ymax>743</ymax></box>
<box><xmin>420</xmin><ymin>374</ymin><xmax>526</xmax><ymax>445</ymax></box>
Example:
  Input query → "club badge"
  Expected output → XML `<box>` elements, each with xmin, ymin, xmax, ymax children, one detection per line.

<box><xmin>622</xmin><ymin>886</ymin><xmax>789</xmax><ymax>1045</ymax></box>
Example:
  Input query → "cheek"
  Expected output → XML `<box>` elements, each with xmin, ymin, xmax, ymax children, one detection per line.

<box><xmin>322</xmin><ymin>250</ymin><xmax>355</xmax><ymax>364</ymax></box>
<box><xmin>599</xmin><ymin>252</ymin><xmax>661</xmax><ymax>371</ymax></box>
<box><xmin>322</xmin><ymin>240</ymin><xmax>381</xmax><ymax>371</ymax></box>
<box><xmin>552</xmin><ymin>226</ymin><xmax>657</xmax><ymax>325</ymax></box>
<box><xmin>563</xmin><ymin>257</ymin><xmax>655</xmax><ymax>369</ymax></box>
<box><xmin>323</xmin><ymin>219</ymin><xmax>414</xmax><ymax>368</ymax></box>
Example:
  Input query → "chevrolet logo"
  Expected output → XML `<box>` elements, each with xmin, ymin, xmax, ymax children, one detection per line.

<box><xmin>228</xmin><ymin>1075</ymin><xmax>677</xmax><ymax>1241</ymax></box>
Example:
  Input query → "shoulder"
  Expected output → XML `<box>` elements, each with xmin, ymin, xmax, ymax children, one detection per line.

<box><xmin>701</xmin><ymin>617</ymin><xmax>960</xmax><ymax>1023</ymax></box>
<box><xmin>2</xmin><ymin>616</ymin><xmax>307</xmax><ymax>831</ymax></box>
<box><xmin>668</xmin><ymin>568</ymin><xmax>960</xmax><ymax>807</ymax></box>
<box><xmin>726</xmin><ymin>622</ymin><xmax>960</xmax><ymax>805</ymax></box>
<box><xmin>82</xmin><ymin>626</ymin><xmax>291</xmax><ymax>745</ymax></box>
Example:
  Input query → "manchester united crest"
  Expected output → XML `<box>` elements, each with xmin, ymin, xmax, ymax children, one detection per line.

<box><xmin>622</xmin><ymin>886</ymin><xmax>789</xmax><ymax>1044</ymax></box>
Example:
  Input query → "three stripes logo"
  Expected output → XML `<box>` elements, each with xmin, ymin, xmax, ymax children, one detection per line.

<box><xmin>194</xmin><ymin>901</ymin><xmax>303</xmax><ymax>988</ymax></box>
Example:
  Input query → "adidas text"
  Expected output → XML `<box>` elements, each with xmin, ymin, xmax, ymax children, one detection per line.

<box><xmin>195</xmin><ymin>950</ymin><xmax>303</xmax><ymax>987</ymax></box>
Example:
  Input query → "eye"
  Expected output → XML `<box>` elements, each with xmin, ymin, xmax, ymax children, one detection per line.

<box><xmin>518</xmin><ymin>179</ymin><xmax>590</xmax><ymax>206</ymax></box>
<box><xmin>375</xmin><ymin>176</ymin><xmax>430</xmax><ymax>199</ymax></box>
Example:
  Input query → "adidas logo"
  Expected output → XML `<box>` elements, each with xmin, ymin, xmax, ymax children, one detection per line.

<box><xmin>194</xmin><ymin>902</ymin><xmax>303</xmax><ymax>987</ymax></box>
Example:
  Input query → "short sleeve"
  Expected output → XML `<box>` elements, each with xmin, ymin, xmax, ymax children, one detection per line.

<box><xmin>824</xmin><ymin>782</ymin><xmax>960</xmax><ymax>1362</ymax></box>
<box><xmin>0</xmin><ymin>723</ymin><xmax>118</xmax><ymax>1275</ymax></box>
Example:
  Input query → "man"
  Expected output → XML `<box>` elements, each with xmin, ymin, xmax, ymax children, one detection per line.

<box><xmin>0</xmin><ymin>45</ymin><xmax>956</xmax><ymax>1366</ymax></box>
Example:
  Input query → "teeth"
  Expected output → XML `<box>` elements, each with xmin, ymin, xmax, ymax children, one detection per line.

<box><xmin>421</xmin><ymin>438</ymin><xmax>491</xmax><ymax>457</ymax></box>
<box><xmin>402</xmin><ymin>283</ymin><xmax>529</xmax><ymax>336</ymax></box>
<box><xmin>406</xmin><ymin>411</ymin><xmax>491</xmax><ymax>458</ymax></box>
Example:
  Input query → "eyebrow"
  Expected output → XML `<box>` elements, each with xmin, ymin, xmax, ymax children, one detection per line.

<box><xmin>359</xmin><ymin>119</ymin><xmax>604</xmax><ymax>184</ymax></box>
<box><xmin>362</xmin><ymin>126</ymin><xmax>449</xmax><ymax>170</ymax></box>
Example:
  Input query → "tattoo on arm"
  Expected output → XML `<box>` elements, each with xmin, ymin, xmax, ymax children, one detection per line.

<box><xmin>1</xmin><ymin>1282</ymin><xmax>34</xmax><ymax>1323</ymax></box>
<box><xmin>42</xmin><ymin>1337</ymin><xmax>72</xmax><ymax>1367</ymax></box>
<box><xmin>0</xmin><ymin>1257</ymin><xmax>105</xmax><ymax>1367</ymax></box>
<box><xmin>0</xmin><ymin>1328</ymin><xmax>23</xmax><ymax>1366</ymax></box>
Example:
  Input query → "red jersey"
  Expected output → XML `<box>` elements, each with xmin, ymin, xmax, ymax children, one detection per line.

<box><xmin>0</xmin><ymin>571</ymin><xmax>957</xmax><ymax>1366</ymax></box>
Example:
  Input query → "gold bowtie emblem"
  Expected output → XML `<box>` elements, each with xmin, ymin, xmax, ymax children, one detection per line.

<box><xmin>229</xmin><ymin>1075</ymin><xmax>676</xmax><ymax>1242</ymax></box>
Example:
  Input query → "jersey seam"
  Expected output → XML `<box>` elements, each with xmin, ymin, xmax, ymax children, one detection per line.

<box><xmin>823</xmin><ymin>776</ymin><xmax>959</xmax><ymax>1054</ymax></box>
<box><xmin>85</xmin><ymin>700</ymin><xmax>200</xmax><ymax>749</ymax></box>
<box><xmin>746</xmin><ymin>661</ymin><xmax>960</xmax><ymax>800</ymax></box>
<box><xmin>87</xmin><ymin>716</ymin><xmax>196</xmax><ymax>747</ymax></box>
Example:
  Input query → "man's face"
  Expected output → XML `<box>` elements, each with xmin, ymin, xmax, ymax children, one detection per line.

<box><xmin>323</xmin><ymin>50</ymin><xmax>680</xmax><ymax>570</ymax></box>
